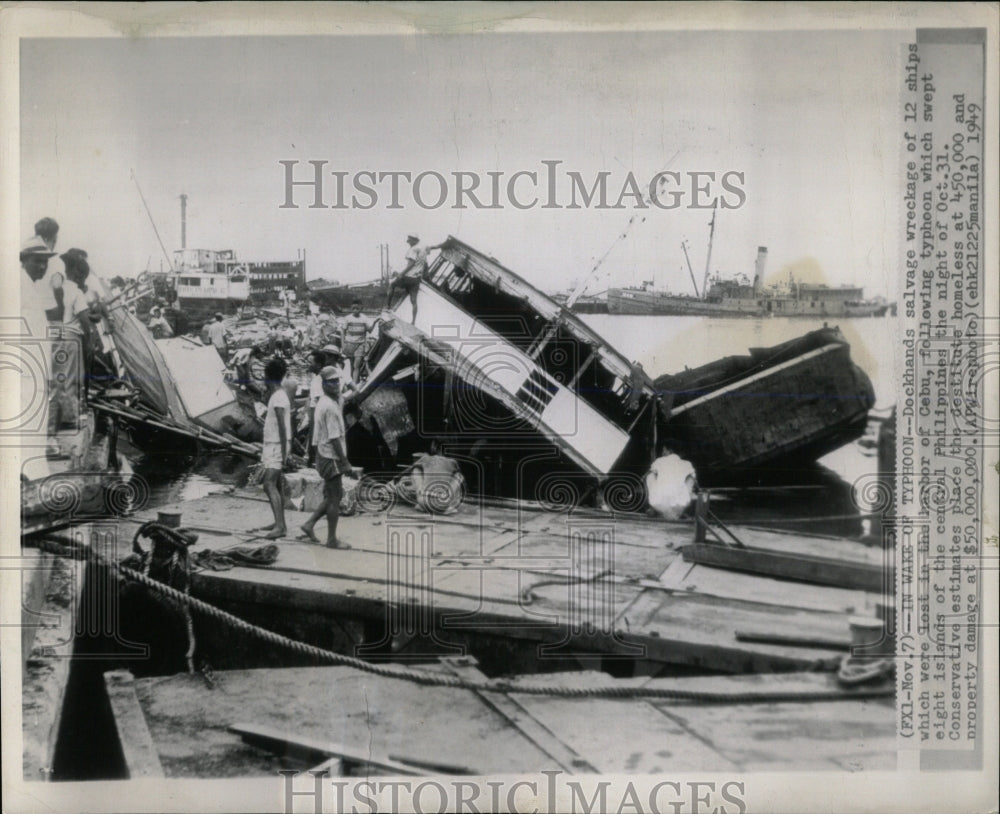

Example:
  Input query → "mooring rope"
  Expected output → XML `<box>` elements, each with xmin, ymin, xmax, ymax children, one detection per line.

<box><xmin>36</xmin><ymin>536</ymin><xmax>894</xmax><ymax>704</ymax></box>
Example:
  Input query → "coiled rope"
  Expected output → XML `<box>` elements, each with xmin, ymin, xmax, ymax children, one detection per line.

<box><xmin>36</xmin><ymin>536</ymin><xmax>894</xmax><ymax>704</ymax></box>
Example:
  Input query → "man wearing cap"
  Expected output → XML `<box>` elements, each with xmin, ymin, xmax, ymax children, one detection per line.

<box><xmin>300</xmin><ymin>365</ymin><xmax>353</xmax><ymax>548</ymax></box>
<box><xmin>20</xmin><ymin>235</ymin><xmax>59</xmax><ymax>464</ymax></box>
<box><xmin>20</xmin><ymin>236</ymin><xmax>58</xmax><ymax>340</ymax></box>
<box><xmin>205</xmin><ymin>312</ymin><xmax>229</xmax><ymax>360</ymax></box>
<box><xmin>22</xmin><ymin>233</ymin><xmax>67</xmax><ymax>326</ymax></box>
<box><xmin>385</xmin><ymin>234</ymin><xmax>440</xmax><ymax>323</ymax></box>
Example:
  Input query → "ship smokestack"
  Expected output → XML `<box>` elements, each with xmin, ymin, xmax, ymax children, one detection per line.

<box><xmin>753</xmin><ymin>246</ymin><xmax>767</xmax><ymax>293</ymax></box>
<box><xmin>180</xmin><ymin>193</ymin><xmax>188</xmax><ymax>249</ymax></box>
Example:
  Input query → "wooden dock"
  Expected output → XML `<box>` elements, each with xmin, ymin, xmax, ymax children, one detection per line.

<box><xmin>103</xmin><ymin>660</ymin><xmax>895</xmax><ymax>778</ymax></box>
<box><xmin>96</xmin><ymin>489</ymin><xmax>890</xmax><ymax>677</ymax></box>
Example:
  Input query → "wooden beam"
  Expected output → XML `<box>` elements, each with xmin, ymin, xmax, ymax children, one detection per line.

<box><xmin>228</xmin><ymin>723</ymin><xmax>426</xmax><ymax>776</ymax></box>
<box><xmin>735</xmin><ymin>630</ymin><xmax>852</xmax><ymax>650</ymax></box>
<box><xmin>103</xmin><ymin>671</ymin><xmax>165</xmax><ymax>779</ymax></box>
<box><xmin>682</xmin><ymin>543</ymin><xmax>887</xmax><ymax>592</ymax></box>
<box><xmin>440</xmin><ymin>657</ymin><xmax>596</xmax><ymax>773</ymax></box>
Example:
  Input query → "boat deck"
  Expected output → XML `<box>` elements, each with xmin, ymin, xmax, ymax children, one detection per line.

<box><xmin>104</xmin><ymin>661</ymin><xmax>895</xmax><ymax>778</ymax></box>
<box><xmin>98</xmin><ymin>489</ymin><xmax>888</xmax><ymax>676</ymax></box>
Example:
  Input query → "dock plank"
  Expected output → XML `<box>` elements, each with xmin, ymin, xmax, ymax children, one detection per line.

<box><xmin>511</xmin><ymin>671</ymin><xmax>894</xmax><ymax>772</ymax></box>
<box><xmin>129</xmin><ymin>666</ymin><xmax>555</xmax><ymax>777</ymax></box>
<box><xmin>658</xmin><ymin>558</ymin><xmax>878</xmax><ymax>615</ymax></box>
<box><xmin>120</xmin><ymin>665</ymin><xmax>893</xmax><ymax>778</ymax></box>
<box><xmin>104</xmin><ymin>671</ymin><xmax>165</xmax><ymax>778</ymax></box>
<box><xmin>614</xmin><ymin>589</ymin><xmax>849</xmax><ymax>672</ymax></box>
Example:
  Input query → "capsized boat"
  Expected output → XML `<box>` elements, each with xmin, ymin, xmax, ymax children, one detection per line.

<box><xmin>92</xmin><ymin>297</ymin><xmax>261</xmax><ymax>455</ymax></box>
<box><xmin>653</xmin><ymin>326</ymin><xmax>875</xmax><ymax>484</ymax></box>
<box><xmin>351</xmin><ymin>236</ymin><xmax>661</xmax><ymax>504</ymax></box>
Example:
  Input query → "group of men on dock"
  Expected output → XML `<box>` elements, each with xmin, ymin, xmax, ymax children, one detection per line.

<box><xmin>251</xmin><ymin>233</ymin><xmax>463</xmax><ymax>548</ymax></box>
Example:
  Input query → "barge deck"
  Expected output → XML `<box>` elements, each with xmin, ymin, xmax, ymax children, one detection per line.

<box><xmin>49</xmin><ymin>489</ymin><xmax>890</xmax><ymax>677</ymax></box>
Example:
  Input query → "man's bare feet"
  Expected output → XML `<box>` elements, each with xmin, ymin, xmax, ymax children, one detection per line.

<box><xmin>327</xmin><ymin>540</ymin><xmax>351</xmax><ymax>550</ymax></box>
<box><xmin>249</xmin><ymin>524</ymin><xmax>275</xmax><ymax>533</ymax></box>
<box><xmin>264</xmin><ymin>527</ymin><xmax>287</xmax><ymax>540</ymax></box>
<box><xmin>298</xmin><ymin>524</ymin><xmax>320</xmax><ymax>543</ymax></box>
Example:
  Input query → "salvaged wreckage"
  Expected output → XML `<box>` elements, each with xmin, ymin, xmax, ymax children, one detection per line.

<box><xmin>654</xmin><ymin>326</ymin><xmax>876</xmax><ymax>485</ymax></box>
<box><xmin>350</xmin><ymin>237</ymin><xmax>663</xmax><ymax>505</ymax></box>
<box><xmin>349</xmin><ymin>238</ymin><xmax>877</xmax><ymax>504</ymax></box>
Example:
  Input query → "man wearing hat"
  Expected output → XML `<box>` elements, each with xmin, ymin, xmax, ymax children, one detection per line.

<box><xmin>20</xmin><ymin>235</ymin><xmax>59</xmax><ymax>463</ymax></box>
<box><xmin>299</xmin><ymin>365</ymin><xmax>353</xmax><ymax>548</ymax></box>
<box><xmin>384</xmin><ymin>234</ymin><xmax>440</xmax><ymax>323</ymax></box>
<box><xmin>20</xmin><ymin>235</ymin><xmax>58</xmax><ymax>339</ymax></box>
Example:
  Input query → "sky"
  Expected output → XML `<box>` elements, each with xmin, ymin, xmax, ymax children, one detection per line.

<box><xmin>20</xmin><ymin>28</ymin><xmax>904</xmax><ymax>297</ymax></box>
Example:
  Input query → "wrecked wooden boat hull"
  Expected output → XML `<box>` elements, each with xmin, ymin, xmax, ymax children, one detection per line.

<box><xmin>654</xmin><ymin>327</ymin><xmax>875</xmax><ymax>484</ymax></box>
<box><xmin>351</xmin><ymin>237</ymin><xmax>661</xmax><ymax>501</ymax></box>
<box><xmin>95</xmin><ymin>305</ymin><xmax>261</xmax><ymax>455</ymax></box>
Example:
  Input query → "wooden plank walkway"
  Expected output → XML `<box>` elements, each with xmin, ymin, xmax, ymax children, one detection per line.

<box><xmin>97</xmin><ymin>489</ymin><xmax>889</xmax><ymax>676</ymax></box>
<box><xmin>108</xmin><ymin>662</ymin><xmax>895</xmax><ymax>778</ymax></box>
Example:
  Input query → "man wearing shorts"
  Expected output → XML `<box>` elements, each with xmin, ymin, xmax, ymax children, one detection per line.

<box><xmin>299</xmin><ymin>366</ymin><xmax>353</xmax><ymax>548</ymax></box>
<box><xmin>339</xmin><ymin>299</ymin><xmax>372</xmax><ymax>381</ymax></box>
<box><xmin>385</xmin><ymin>234</ymin><xmax>439</xmax><ymax>323</ymax></box>
<box><xmin>254</xmin><ymin>357</ymin><xmax>291</xmax><ymax>539</ymax></box>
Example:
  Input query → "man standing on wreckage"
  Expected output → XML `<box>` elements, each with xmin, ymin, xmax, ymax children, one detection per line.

<box><xmin>384</xmin><ymin>233</ymin><xmax>442</xmax><ymax>322</ymax></box>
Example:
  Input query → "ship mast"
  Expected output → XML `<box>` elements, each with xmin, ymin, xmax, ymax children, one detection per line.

<box><xmin>681</xmin><ymin>240</ymin><xmax>700</xmax><ymax>297</ymax></box>
<box><xmin>700</xmin><ymin>201</ymin><xmax>718</xmax><ymax>300</ymax></box>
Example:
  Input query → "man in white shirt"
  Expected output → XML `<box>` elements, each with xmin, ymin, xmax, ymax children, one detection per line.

<box><xmin>204</xmin><ymin>312</ymin><xmax>229</xmax><ymax>359</ymax></box>
<box><xmin>385</xmin><ymin>234</ymin><xmax>440</xmax><ymax>323</ymax></box>
<box><xmin>304</xmin><ymin>349</ymin><xmax>326</xmax><ymax>466</ymax></box>
<box><xmin>147</xmin><ymin>306</ymin><xmax>174</xmax><ymax>339</ymax></box>
<box><xmin>299</xmin><ymin>365</ymin><xmax>353</xmax><ymax>548</ymax></box>
<box><xmin>281</xmin><ymin>286</ymin><xmax>297</xmax><ymax>323</ymax></box>
<box><xmin>20</xmin><ymin>235</ymin><xmax>59</xmax><ymax>467</ymax></box>
<box><xmin>252</xmin><ymin>357</ymin><xmax>291</xmax><ymax>539</ymax></box>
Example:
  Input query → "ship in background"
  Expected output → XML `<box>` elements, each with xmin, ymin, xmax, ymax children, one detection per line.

<box><xmin>609</xmin><ymin>246</ymin><xmax>891</xmax><ymax>317</ymax></box>
<box><xmin>607</xmin><ymin>206</ymin><xmax>892</xmax><ymax>318</ymax></box>
<box><xmin>167</xmin><ymin>247</ymin><xmax>251</xmax><ymax>320</ymax></box>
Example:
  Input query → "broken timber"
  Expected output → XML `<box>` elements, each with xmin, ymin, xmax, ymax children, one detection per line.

<box><xmin>682</xmin><ymin>542</ymin><xmax>888</xmax><ymax>593</ymax></box>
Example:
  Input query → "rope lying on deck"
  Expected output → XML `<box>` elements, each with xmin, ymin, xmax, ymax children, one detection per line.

<box><xmin>37</xmin><ymin>536</ymin><xmax>895</xmax><ymax>704</ymax></box>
